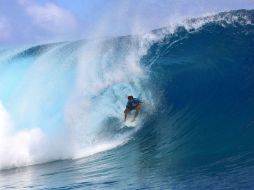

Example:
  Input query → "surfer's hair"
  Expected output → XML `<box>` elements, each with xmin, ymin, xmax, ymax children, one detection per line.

<box><xmin>128</xmin><ymin>96</ymin><xmax>133</xmax><ymax>100</ymax></box>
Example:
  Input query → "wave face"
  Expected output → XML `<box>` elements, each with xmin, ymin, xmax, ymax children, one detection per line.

<box><xmin>0</xmin><ymin>9</ymin><xmax>254</xmax><ymax>189</ymax></box>
<box><xmin>141</xmin><ymin>9</ymin><xmax>254</xmax><ymax>165</ymax></box>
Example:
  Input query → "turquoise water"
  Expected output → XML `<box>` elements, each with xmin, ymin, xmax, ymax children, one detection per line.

<box><xmin>0</xmin><ymin>10</ymin><xmax>254</xmax><ymax>189</ymax></box>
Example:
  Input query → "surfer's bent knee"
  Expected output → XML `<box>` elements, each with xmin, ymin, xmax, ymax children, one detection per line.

<box><xmin>124</xmin><ymin>109</ymin><xmax>129</xmax><ymax>114</ymax></box>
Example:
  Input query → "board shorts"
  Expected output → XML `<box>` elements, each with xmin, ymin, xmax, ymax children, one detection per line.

<box><xmin>126</xmin><ymin>103</ymin><xmax>140</xmax><ymax>111</ymax></box>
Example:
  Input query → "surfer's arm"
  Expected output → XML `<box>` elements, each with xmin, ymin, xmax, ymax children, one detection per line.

<box><xmin>138</xmin><ymin>99</ymin><xmax>144</xmax><ymax>104</ymax></box>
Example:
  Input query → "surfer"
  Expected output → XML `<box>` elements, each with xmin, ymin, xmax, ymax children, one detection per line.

<box><xmin>124</xmin><ymin>96</ymin><xmax>143</xmax><ymax>122</ymax></box>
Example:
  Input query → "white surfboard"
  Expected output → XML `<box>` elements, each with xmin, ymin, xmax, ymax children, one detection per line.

<box><xmin>124</xmin><ymin>119</ymin><xmax>138</xmax><ymax>127</ymax></box>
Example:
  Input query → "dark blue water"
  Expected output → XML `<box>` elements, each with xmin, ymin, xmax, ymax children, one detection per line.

<box><xmin>0</xmin><ymin>9</ymin><xmax>254</xmax><ymax>189</ymax></box>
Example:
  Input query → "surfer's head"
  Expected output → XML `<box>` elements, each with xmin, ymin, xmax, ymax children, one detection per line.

<box><xmin>128</xmin><ymin>96</ymin><xmax>133</xmax><ymax>102</ymax></box>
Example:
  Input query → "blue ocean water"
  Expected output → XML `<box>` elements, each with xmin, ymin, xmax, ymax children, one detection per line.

<box><xmin>0</xmin><ymin>9</ymin><xmax>254</xmax><ymax>189</ymax></box>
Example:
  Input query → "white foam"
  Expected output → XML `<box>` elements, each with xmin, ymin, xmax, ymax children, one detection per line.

<box><xmin>0</xmin><ymin>102</ymin><xmax>42</xmax><ymax>169</ymax></box>
<box><xmin>0</xmin><ymin>31</ymin><xmax>158</xmax><ymax>170</ymax></box>
<box><xmin>63</xmin><ymin>39</ymin><xmax>151</xmax><ymax>159</ymax></box>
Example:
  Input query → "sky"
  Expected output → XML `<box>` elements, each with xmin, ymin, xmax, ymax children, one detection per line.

<box><xmin>0</xmin><ymin>0</ymin><xmax>253</xmax><ymax>48</ymax></box>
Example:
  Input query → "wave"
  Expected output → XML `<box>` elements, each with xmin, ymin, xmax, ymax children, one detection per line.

<box><xmin>138</xmin><ymin>9</ymin><xmax>254</xmax><ymax>168</ymax></box>
<box><xmin>0</xmin><ymin>9</ymin><xmax>253</xmax><ymax>170</ymax></box>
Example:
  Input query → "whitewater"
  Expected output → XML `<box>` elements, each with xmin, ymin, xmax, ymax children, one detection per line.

<box><xmin>0</xmin><ymin>9</ymin><xmax>254</xmax><ymax>189</ymax></box>
<box><xmin>0</xmin><ymin>32</ymin><xmax>156</xmax><ymax>169</ymax></box>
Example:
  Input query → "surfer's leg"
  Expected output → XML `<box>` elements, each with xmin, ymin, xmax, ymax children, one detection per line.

<box><xmin>124</xmin><ymin>109</ymin><xmax>130</xmax><ymax>121</ymax></box>
<box><xmin>133</xmin><ymin>105</ymin><xmax>140</xmax><ymax>121</ymax></box>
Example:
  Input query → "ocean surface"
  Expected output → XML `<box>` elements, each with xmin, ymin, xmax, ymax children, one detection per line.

<box><xmin>0</xmin><ymin>9</ymin><xmax>254</xmax><ymax>189</ymax></box>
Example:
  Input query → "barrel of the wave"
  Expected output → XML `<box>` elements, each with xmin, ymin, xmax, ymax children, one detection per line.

<box><xmin>139</xmin><ymin>10</ymin><xmax>254</xmax><ymax>169</ymax></box>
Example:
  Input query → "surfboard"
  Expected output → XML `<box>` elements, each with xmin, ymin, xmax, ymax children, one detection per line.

<box><xmin>124</xmin><ymin>119</ymin><xmax>138</xmax><ymax>127</ymax></box>
<box><xmin>123</xmin><ymin>107</ymin><xmax>142</xmax><ymax>127</ymax></box>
